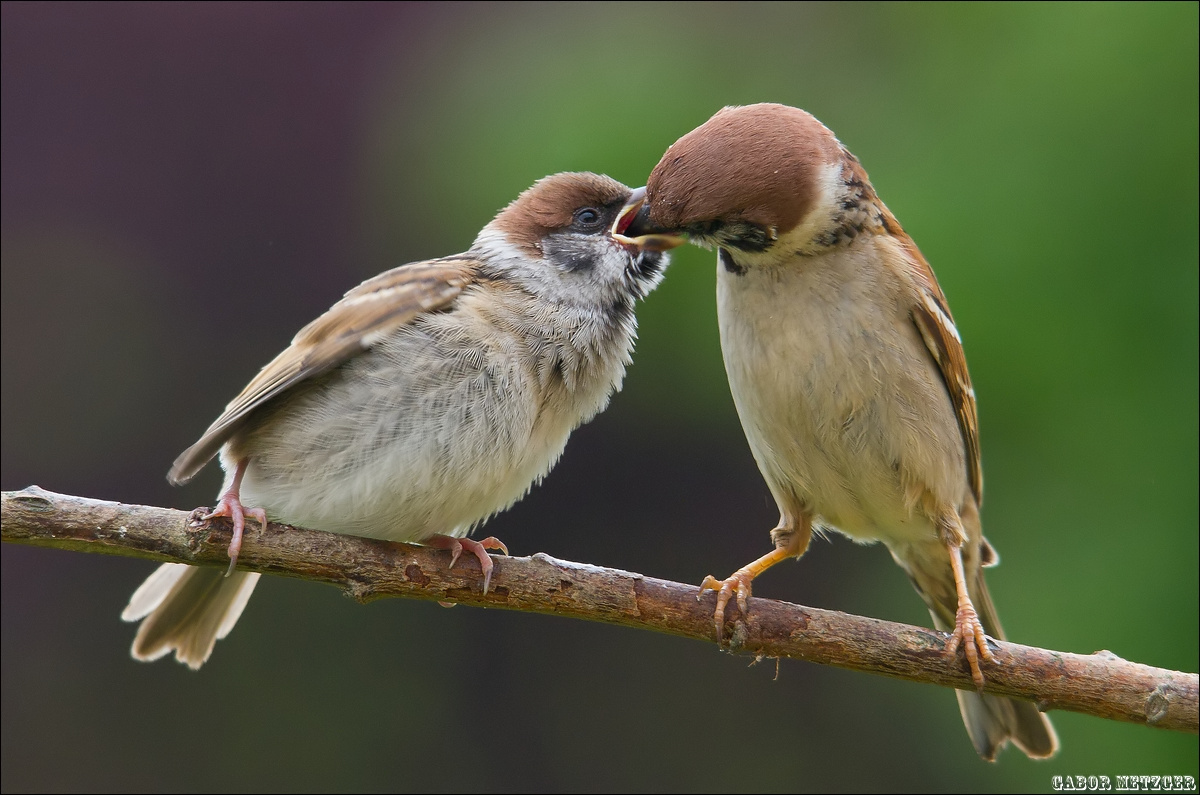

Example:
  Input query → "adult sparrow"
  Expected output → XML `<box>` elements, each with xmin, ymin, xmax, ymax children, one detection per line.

<box><xmin>616</xmin><ymin>104</ymin><xmax>1057</xmax><ymax>760</ymax></box>
<box><xmin>123</xmin><ymin>172</ymin><xmax>676</xmax><ymax>669</ymax></box>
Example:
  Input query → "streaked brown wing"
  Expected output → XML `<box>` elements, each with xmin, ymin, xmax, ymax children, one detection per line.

<box><xmin>900</xmin><ymin>237</ymin><xmax>983</xmax><ymax>507</ymax></box>
<box><xmin>168</xmin><ymin>257</ymin><xmax>477</xmax><ymax>484</ymax></box>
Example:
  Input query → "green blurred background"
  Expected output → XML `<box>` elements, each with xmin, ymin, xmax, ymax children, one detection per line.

<box><xmin>2</xmin><ymin>2</ymin><xmax>1196</xmax><ymax>791</ymax></box>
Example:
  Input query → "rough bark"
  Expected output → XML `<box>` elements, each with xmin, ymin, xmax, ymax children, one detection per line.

<box><xmin>3</xmin><ymin>486</ymin><xmax>1196</xmax><ymax>734</ymax></box>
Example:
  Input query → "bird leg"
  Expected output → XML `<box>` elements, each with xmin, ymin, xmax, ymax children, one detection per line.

<box><xmin>699</xmin><ymin>516</ymin><xmax>812</xmax><ymax>641</ymax></box>
<box><xmin>202</xmin><ymin>457</ymin><xmax>267</xmax><ymax>577</ymax></box>
<box><xmin>428</xmin><ymin>535</ymin><xmax>509</xmax><ymax>594</ymax></box>
<box><xmin>942</xmin><ymin>530</ymin><xmax>993</xmax><ymax>688</ymax></box>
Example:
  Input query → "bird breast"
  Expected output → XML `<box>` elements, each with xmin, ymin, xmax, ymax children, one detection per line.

<box><xmin>224</xmin><ymin>287</ymin><xmax>634</xmax><ymax>543</ymax></box>
<box><xmin>716</xmin><ymin>237</ymin><xmax>968</xmax><ymax>544</ymax></box>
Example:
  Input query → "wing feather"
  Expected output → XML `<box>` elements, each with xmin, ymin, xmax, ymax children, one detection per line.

<box><xmin>898</xmin><ymin>236</ymin><xmax>983</xmax><ymax>507</ymax></box>
<box><xmin>168</xmin><ymin>257</ymin><xmax>476</xmax><ymax>484</ymax></box>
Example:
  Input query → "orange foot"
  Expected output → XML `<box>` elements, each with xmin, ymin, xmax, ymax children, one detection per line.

<box><xmin>698</xmin><ymin>564</ymin><xmax>764</xmax><ymax>641</ymax></box>
<box><xmin>947</xmin><ymin>601</ymin><xmax>993</xmax><ymax>688</ymax></box>
<box><xmin>429</xmin><ymin>535</ymin><xmax>509</xmax><ymax>594</ymax></box>
<box><xmin>698</xmin><ymin>520</ymin><xmax>812</xmax><ymax>641</ymax></box>
<box><xmin>945</xmin><ymin>541</ymin><xmax>995</xmax><ymax>687</ymax></box>
<box><xmin>204</xmin><ymin>458</ymin><xmax>266</xmax><ymax>577</ymax></box>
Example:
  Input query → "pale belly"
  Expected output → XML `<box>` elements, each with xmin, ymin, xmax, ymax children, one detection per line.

<box><xmin>716</xmin><ymin>247</ymin><xmax>967</xmax><ymax>545</ymax></box>
<box><xmin>222</xmin><ymin>320</ymin><xmax>618</xmax><ymax>543</ymax></box>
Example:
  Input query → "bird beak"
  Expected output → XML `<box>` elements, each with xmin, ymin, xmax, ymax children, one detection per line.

<box><xmin>612</xmin><ymin>187</ymin><xmax>684</xmax><ymax>252</ymax></box>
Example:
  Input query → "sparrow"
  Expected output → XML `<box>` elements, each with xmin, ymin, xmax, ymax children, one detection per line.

<box><xmin>615</xmin><ymin>104</ymin><xmax>1057</xmax><ymax>760</ymax></box>
<box><xmin>122</xmin><ymin>171</ymin><xmax>677</xmax><ymax>669</ymax></box>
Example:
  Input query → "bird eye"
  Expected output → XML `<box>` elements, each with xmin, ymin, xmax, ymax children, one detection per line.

<box><xmin>571</xmin><ymin>207</ymin><xmax>604</xmax><ymax>231</ymax></box>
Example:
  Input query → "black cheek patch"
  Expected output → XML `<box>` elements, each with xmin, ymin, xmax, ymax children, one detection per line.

<box><xmin>689</xmin><ymin>220</ymin><xmax>773</xmax><ymax>254</ymax></box>
<box><xmin>546</xmin><ymin>236</ymin><xmax>599</xmax><ymax>272</ymax></box>
<box><xmin>722</xmin><ymin>223</ymin><xmax>773</xmax><ymax>252</ymax></box>
<box><xmin>719</xmin><ymin>248</ymin><xmax>746</xmax><ymax>275</ymax></box>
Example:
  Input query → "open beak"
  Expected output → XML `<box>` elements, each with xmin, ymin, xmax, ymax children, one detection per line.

<box><xmin>612</xmin><ymin>187</ymin><xmax>684</xmax><ymax>252</ymax></box>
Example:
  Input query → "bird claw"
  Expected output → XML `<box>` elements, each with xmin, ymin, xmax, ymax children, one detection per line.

<box><xmin>946</xmin><ymin>602</ymin><xmax>993</xmax><ymax>688</ymax></box>
<box><xmin>698</xmin><ymin>570</ymin><xmax>754</xmax><ymax>641</ymax></box>
<box><xmin>203</xmin><ymin>494</ymin><xmax>267</xmax><ymax>577</ymax></box>
<box><xmin>431</xmin><ymin>535</ymin><xmax>508</xmax><ymax>594</ymax></box>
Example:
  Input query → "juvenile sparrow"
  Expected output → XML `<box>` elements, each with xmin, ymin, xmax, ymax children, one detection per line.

<box><xmin>123</xmin><ymin>172</ymin><xmax>675</xmax><ymax>669</ymax></box>
<box><xmin>616</xmin><ymin>104</ymin><xmax>1057</xmax><ymax>760</ymax></box>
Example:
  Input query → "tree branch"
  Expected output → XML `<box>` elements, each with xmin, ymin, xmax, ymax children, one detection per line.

<box><xmin>3</xmin><ymin>486</ymin><xmax>1196</xmax><ymax>734</ymax></box>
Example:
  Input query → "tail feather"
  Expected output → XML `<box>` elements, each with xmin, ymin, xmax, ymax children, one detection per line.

<box><xmin>927</xmin><ymin>570</ymin><xmax>1058</xmax><ymax>760</ymax></box>
<box><xmin>121</xmin><ymin>563</ymin><xmax>260</xmax><ymax>669</ymax></box>
<box><xmin>962</xmin><ymin>574</ymin><xmax>1058</xmax><ymax>759</ymax></box>
<box><xmin>895</xmin><ymin>529</ymin><xmax>1058</xmax><ymax>761</ymax></box>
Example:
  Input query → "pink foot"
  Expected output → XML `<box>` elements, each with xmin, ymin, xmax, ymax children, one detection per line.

<box><xmin>429</xmin><ymin>535</ymin><xmax>509</xmax><ymax>593</ymax></box>
<box><xmin>202</xmin><ymin>458</ymin><xmax>266</xmax><ymax>576</ymax></box>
